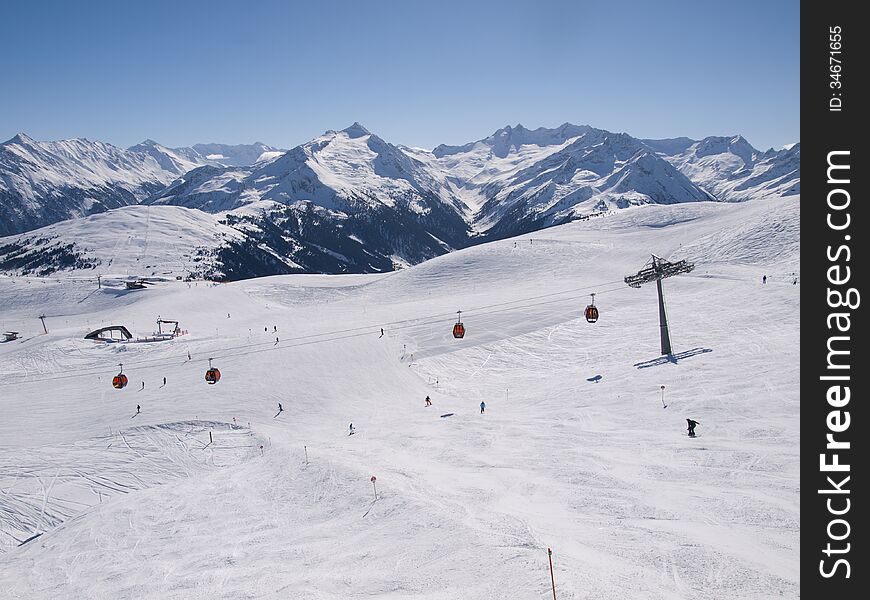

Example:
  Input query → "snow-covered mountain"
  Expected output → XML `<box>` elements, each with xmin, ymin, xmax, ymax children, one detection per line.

<box><xmin>0</xmin><ymin>135</ymin><xmax>285</xmax><ymax>238</ymax></box>
<box><xmin>419</xmin><ymin>124</ymin><xmax>714</xmax><ymax>238</ymax></box>
<box><xmin>1</xmin><ymin>123</ymin><xmax>800</xmax><ymax>279</ymax></box>
<box><xmin>643</xmin><ymin>135</ymin><xmax>800</xmax><ymax>200</ymax></box>
<box><xmin>145</xmin><ymin>123</ymin><xmax>472</xmax><ymax>273</ymax></box>
<box><xmin>186</xmin><ymin>142</ymin><xmax>284</xmax><ymax>167</ymax></box>
<box><xmin>0</xmin><ymin>134</ymin><xmax>189</xmax><ymax>237</ymax></box>
<box><xmin>129</xmin><ymin>140</ymin><xmax>285</xmax><ymax>170</ymax></box>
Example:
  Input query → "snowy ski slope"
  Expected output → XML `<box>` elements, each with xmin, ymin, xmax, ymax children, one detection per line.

<box><xmin>0</xmin><ymin>195</ymin><xmax>800</xmax><ymax>599</ymax></box>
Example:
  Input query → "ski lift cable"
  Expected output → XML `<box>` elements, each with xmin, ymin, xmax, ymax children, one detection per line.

<box><xmin>2</xmin><ymin>277</ymin><xmax>638</xmax><ymax>385</ymax></box>
<box><xmin>3</xmin><ymin>279</ymin><xmax>632</xmax><ymax>384</ymax></box>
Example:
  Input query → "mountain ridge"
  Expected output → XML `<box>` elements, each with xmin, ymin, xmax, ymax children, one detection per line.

<box><xmin>1</xmin><ymin>123</ymin><xmax>799</xmax><ymax>279</ymax></box>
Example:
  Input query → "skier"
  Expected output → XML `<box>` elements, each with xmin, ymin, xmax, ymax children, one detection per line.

<box><xmin>425</xmin><ymin>395</ymin><xmax>432</xmax><ymax>406</ymax></box>
<box><xmin>187</xmin><ymin>351</ymin><xmax>191</xmax><ymax>361</ymax></box>
<box><xmin>278</xmin><ymin>402</ymin><xmax>283</xmax><ymax>413</ymax></box>
<box><xmin>379</xmin><ymin>328</ymin><xmax>384</xmax><ymax>338</ymax></box>
<box><xmin>275</xmin><ymin>336</ymin><xmax>279</xmax><ymax>345</ymax></box>
<box><xmin>227</xmin><ymin>313</ymin><xmax>231</xmax><ymax>318</ymax></box>
<box><xmin>348</xmin><ymin>423</ymin><xmax>355</xmax><ymax>436</ymax></box>
<box><xmin>686</xmin><ymin>418</ymin><xmax>700</xmax><ymax>437</ymax></box>
<box><xmin>762</xmin><ymin>275</ymin><xmax>767</xmax><ymax>284</ymax></box>
<box><xmin>141</xmin><ymin>381</ymin><xmax>145</xmax><ymax>391</ymax></box>
<box><xmin>265</xmin><ymin>327</ymin><xmax>268</xmax><ymax>332</ymax></box>
<box><xmin>274</xmin><ymin>325</ymin><xmax>277</xmax><ymax>332</ymax></box>
<box><xmin>136</xmin><ymin>404</ymin><xmax>140</xmax><ymax>414</ymax></box>
<box><xmin>480</xmin><ymin>401</ymin><xmax>486</xmax><ymax>414</ymax></box>
<box><xmin>163</xmin><ymin>376</ymin><xmax>166</xmax><ymax>386</ymax></box>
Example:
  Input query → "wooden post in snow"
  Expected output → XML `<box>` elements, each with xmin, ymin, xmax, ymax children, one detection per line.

<box><xmin>548</xmin><ymin>548</ymin><xmax>556</xmax><ymax>600</ymax></box>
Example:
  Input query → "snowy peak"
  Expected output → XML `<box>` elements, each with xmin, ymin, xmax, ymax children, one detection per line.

<box><xmin>693</xmin><ymin>134</ymin><xmax>757</xmax><ymax>165</ymax></box>
<box><xmin>341</xmin><ymin>122</ymin><xmax>372</xmax><ymax>138</ymax></box>
<box><xmin>5</xmin><ymin>132</ymin><xmax>37</xmax><ymax>146</ymax></box>
<box><xmin>648</xmin><ymin>134</ymin><xmax>799</xmax><ymax>201</ymax></box>
<box><xmin>188</xmin><ymin>142</ymin><xmax>284</xmax><ymax>167</ymax></box>
<box><xmin>433</xmin><ymin>122</ymin><xmax>593</xmax><ymax>158</ymax></box>
<box><xmin>128</xmin><ymin>139</ymin><xmax>203</xmax><ymax>174</ymax></box>
<box><xmin>472</xmin><ymin>129</ymin><xmax>712</xmax><ymax>237</ymax></box>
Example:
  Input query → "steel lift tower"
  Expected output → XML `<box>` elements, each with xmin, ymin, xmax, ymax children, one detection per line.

<box><xmin>624</xmin><ymin>254</ymin><xmax>695</xmax><ymax>356</ymax></box>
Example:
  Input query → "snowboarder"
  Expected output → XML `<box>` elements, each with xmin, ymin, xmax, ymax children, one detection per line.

<box><xmin>762</xmin><ymin>275</ymin><xmax>767</xmax><ymax>284</ymax></box>
<box><xmin>348</xmin><ymin>423</ymin><xmax>355</xmax><ymax>436</ymax></box>
<box><xmin>425</xmin><ymin>395</ymin><xmax>432</xmax><ymax>406</ymax></box>
<box><xmin>480</xmin><ymin>401</ymin><xmax>486</xmax><ymax>414</ymax></box>
<box><xmin>686</xmin><ymin>418</ymin><xmax>700</xmax><ymax>437</ymax></box>
<box><xmin>136</xmin><ymin>404</ymin><xmax>140</xmax><ymax>414</ymax></box>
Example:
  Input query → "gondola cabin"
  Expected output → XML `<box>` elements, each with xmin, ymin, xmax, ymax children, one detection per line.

<box><xmin>584</xmin><ymin>293</ymin><xmax>599</xmax><ymax>323</ymax></box>
<box><xmin>205</xmin><ymin>358</ymin><xmax>221</xmax><ymax>384</ymax></box>
<box><xmin>112</xmin><ymin>363</ymin><xmax>128</xmax><ymax>389</ymax></box>
<box><xmin>453</xmin><ymin>310</ymin><xmax>465</xmax><ymax>339</ymax></box>
<box><xmin>205</xmin><ymin>368</ymin><xmax>221</xmax><ymax>384</ymax></box>
<box><xmin>584</xmin><ymin>304</ymin><xmax>599</xmax><ymax>323</ymax></box>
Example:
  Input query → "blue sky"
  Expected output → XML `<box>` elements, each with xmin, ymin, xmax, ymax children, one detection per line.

<box><xmin>3</xmin><ymin>0</ymin><xmax>799</xmax><ymax>151</ymax></box>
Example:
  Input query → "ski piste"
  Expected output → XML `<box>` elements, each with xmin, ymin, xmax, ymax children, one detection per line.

<box><xmin>0</xmin><ymin>193</ymin><xmax>799</xmax><ymax>598</ymax></box>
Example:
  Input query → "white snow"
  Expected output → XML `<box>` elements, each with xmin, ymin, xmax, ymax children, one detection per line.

<box><xmin>0</xmin><ymin>195</ymin><xmax>800</xmax><ymax>598</ymax></box>
<box><xmin>0</xmin><ymin>205</ymin><xmax>247</xmax><ymax>280</ymax></box>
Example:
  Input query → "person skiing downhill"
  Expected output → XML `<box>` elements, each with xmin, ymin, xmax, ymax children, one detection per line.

<box><xmin>686</xmin><ymin>418</ymin><xmax>700</xmax><ymax>437</ymax></box>
<box><xmin>348</xmin><ymin>423</ymin><xmax>355</xmax><ymax>436</ymax></box>
<box><xmin>278</xmin><ymin>402</ymin><xmax>283</xmax><ymax>413</ymax></box>
<box><xmin>762</xmin><ymin>275</ymin><xmax>767</xmax><ymax>284</ymax></box>
<box><xmin>480</xmin><ymin>401</ymin><xmax>486</xmax><ymax>414</ymax></box>
<box><xmin>425</xmin><ymin>395</ymin><xmax>432</xmax><ymax>406</ymax></box>
<box><xmin>136</xmin><ymin>404</ymin><xmax>140</xmax><ymax>414</ymax></box>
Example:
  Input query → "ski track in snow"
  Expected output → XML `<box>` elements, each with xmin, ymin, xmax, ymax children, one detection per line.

<box><xmin>0</xmin><ymin>196</ymin><xmax>799</xmax><ymax>598</ymax></box>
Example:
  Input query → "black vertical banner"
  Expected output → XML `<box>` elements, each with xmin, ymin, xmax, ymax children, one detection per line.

<box><xmin>803</xmin><ymin>1</ymin><xmax>866</xmax><ymax>597</ymax></box>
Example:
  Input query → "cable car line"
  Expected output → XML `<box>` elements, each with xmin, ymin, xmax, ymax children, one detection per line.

<box><xmin>3</xmin><ymin>277</ymin><xmax>632</xmax><ymax>385</ymax></box>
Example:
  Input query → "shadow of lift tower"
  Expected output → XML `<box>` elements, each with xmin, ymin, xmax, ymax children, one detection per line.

<box><xmin>624</xmin><ymin>254</ymin><xmax>695</xmax><ymax>356</ymax></box>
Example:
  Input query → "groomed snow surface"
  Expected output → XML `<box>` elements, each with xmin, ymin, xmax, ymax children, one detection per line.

<box><xmin>0</xmin><ymin>196</ymin><xmax>800</xmax><ymax>599</ymax></box>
